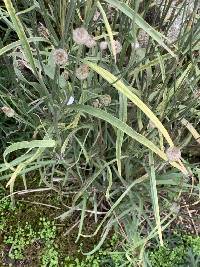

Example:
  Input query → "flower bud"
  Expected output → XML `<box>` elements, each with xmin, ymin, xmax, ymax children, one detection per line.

<box><xmin>100</xmin><ymin>95</ymin><xmax>111</xmax><ymax>106</ymax></box>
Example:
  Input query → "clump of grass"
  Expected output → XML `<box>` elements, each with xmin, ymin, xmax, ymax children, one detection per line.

<box><xmin>0</xmin><ymin>0</ymin><xmax>199</xmax><ymax>264</ymax></box>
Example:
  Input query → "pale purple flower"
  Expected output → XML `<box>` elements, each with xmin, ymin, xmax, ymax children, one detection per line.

<box><xmin>75</xmin><ymin>64</ymin><xmax>89</xmax><ymax>80</ymax></box>
<box><xmin>166</xmin><ymin>147</ymin><xmax>181</xmax><ymax>161</ymax></box>
<box><xmin>85</xmin><ymin>35</ymin><xmax>96</xmax><ymax>48</ymax></box>
<box><xmin>100</xmin><ymin>41</ymin><xmax>108</xmax><ymax>51</ymax></box>
<box><xmin>53</xmin><ymin>48</ymin><xmax>68</xmax><ymax>65</ymax></box>
<box><xmin>73</xmin><ymin>27</ymin><xmax>89</xmax><ymax>45</ymax></box>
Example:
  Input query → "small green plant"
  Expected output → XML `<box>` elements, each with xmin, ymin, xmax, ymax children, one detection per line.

<box><xmin>0</xmin><ymin>197</ymin><xmax>15</xmax><ymax>231</ymax></box>
<box><xmin>149</xmin><ymin>244</ymin><xmax>185</xmax><ymax>267</ymax></box>
<box><xmin>149</xmin><ymin>234</ymin><xmax>200</xmax><ymax>267</ymax></box>
<box><xmin>41</xmin><ymin>244</ymin><xmax>59</xmax><ymax>267</ymax></box>
<box><xmin>38</xmin><ymin>217</ymin><xmax>57</xmax><ymax>241</ymax></box>
<box><xmin>4</xmin><ymin>222</ymin><xmax>37</xmax><ymax>260</ymax></box>
<box><xmin>185</xmin><ymin>235</ymin><xmax>200</xmax><ymax>256</ymax></box>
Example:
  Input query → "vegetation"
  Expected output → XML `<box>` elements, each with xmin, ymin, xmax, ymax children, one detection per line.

<box><xmin>0</xmin><ymin>0</ymin><xmax>199</xmax><ymax>266</ymax></box>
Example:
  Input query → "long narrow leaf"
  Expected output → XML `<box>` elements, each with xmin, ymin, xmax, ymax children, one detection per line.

<box><xmin>4</xmin><ymin>0</ymin><xmax>37</xmax><ymax>73</ymax></box>
<box><xmin>84</xmin><ymin>61</ymin><xmax>174</xmax><ymax>147</ymax></box>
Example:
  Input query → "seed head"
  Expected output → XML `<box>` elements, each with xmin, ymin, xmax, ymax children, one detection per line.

<box><xmin>114</xmin><ymin>40</ymin><xmax>122</xmax><ymax>54</ymax></box>
<box><xmin>85</xmin><ymin>35</ymin><xmax>96</xmax><ymax>48</ymax></box>
<box><xmin>53</xmin><ymin>48</ymin><xmax>68</xmax><ymax>65</ymax></box>
<box><xmin>75</xmin><ymin>64</ymin><xmax>89</xmax><ymax>80</ymax></box>
<box><xmin>100</xmin><ymin>41</ymin><xmax>108</xmax><ymax>51</ymax></box>
<box><xmin>1</xmin><ymin>106</ymin><xmax>15</xmax><ymax>117</ymax></box>
<box><xmin>100</xmin><ymin>95</ymin><xmax>111</xmax><ymax>106</ymax></box>
<box><xmin>92</xmin><ymin>99</ymin><xmax>101</xmax><ymax>108</ymax></box>
<box><xmin>73</xmin><ymin>27</ymin><xmax>89</xmax><ymax>45</ymax></box>
<box><xmin>37</xmin><ymin>22</ymin><xmax>49</xmax><ymax>38</ymax></box>
<box><xmin>166</xmin><ymin>147</ymin><xmax>181</xmax><ymax>162</ymax></box>
<box><xmin>138</xmin><ymin>30</ymin><xmax>149</xmax><ymax>48</ymax></box>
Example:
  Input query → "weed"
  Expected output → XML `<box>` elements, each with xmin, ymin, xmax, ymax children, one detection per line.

<box><xmin>4</xmin><ymin>223</ymin><xmax>37</xmax><ymax>260</ymax></box>
<box><xmin>41</xmin><ymin>244</ymin><xmax>59</xmax><ymax>267</ymax></box>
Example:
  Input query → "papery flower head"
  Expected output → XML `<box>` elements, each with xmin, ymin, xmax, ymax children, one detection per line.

<box><xmin>1</xmin><ymin>106</ymin><xmax>15</xmax><ymax>117</ymax></box>
<box><xmin>100</xmin><ymin>41</ymin><xmax>108</xmax><ymax>51</ymax></box>
<box><xmin>85</xmin><ymin>35</ymin><xmax>96</xmax><ymax>48</ymax></box>
<box><xmin>75</xmin><ymin>64</ymin><xmax>89</xmax><ymax>80</ymax></box>
<box><xmin>131</xmin><ymin>41</ymin><xmax>140</xmax><ymax>49</ymax></box>
<box><xmin>114</xmin><ymin>40</ymin><xmax>122</xmax><ymax>54</ymax></box>
<box><xmin>100</xmin><ymin>95</ymin><xmax>111</xmax><ymax>106</ymax></box>
<box><xmin>138</xmin><ymin>29</ymin><xmax>149</xmax><ymax>48</ymax></box>
<box><xmin>53</xmin><ymin>48</ymin><xmax>68</xmax><ymax>65</ymax></box>
<box><xmin>166</xmin><ymin>147</ymin><xmax>181</xmax><ymax>161</ymax></box>
<box><xmin>73</xmin><ymin>27</ymin><xmax>89</xmax><ymax>45</ymax></box>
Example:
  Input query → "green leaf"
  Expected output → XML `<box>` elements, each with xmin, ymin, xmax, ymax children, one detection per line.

<box><xmin>84</xmin><ymin>61</ymin><xmax>174</xmax><ymax>147</ymax></box>
<box><xmin>73</xmin><ymin>105</ymin><xmax>183</xmax><ymax>173</ymax></box>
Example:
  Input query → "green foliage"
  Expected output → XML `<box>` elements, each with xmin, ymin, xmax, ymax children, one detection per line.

<box><xmin>41</xmin><ymin>245</ymin><xmax>59</xmax><ymax>267</ymax></box>
<box><xmin>150</xmin><ymin>244</ymin><xmax>185</xmax><ymax>267</ymax></box>
<box><xmin>0</xmin><ymin>0</ymin><xmax>200</xmax><ymax>265</ymax></box>
<box><xmin>3</xmin><ymin>215</ymin><xmax>58</xmax><ymax>265</ymax></box>
<box><xmin>185</xmin><ymin>235</ymin><xmax>200</xmax><ymax>256</ymax></box>
<box><xmin>4</xmin><ymin>222</ymin><xmax>37</xmax><ymax>260</ymax></box>
<box><xmin>149</xmin><ymin>234</ymin><xmax>200</xmax><ymax>267</ymax></box>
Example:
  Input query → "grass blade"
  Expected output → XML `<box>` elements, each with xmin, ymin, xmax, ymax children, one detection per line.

<box><xmin>3</xmin><ymin>0</ymin><xmax>37</xmax><ymax>74</ymax></box>
<box><xmin>84</xmin><ymin>61</ymin><xmax>174</xmax><ymax>147</ymax></box>
<box><xmin>116</xmin><ymin>93</ymin><xmax>127</xmax><ymax>175</ymax></box>
<box><xmin>74</xmin><ymin>104</ymin><xmax>185</xmax><ymax>173</ymax></box>
<box><xmin>149</xmin><ymin>151</ymin><xmax>163</xmax><ymax>246</ymax></box>
<box><xmin>97</xmin><ymin>1</ymin><xmax>116</xmax><ymax>62</ymax></box>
